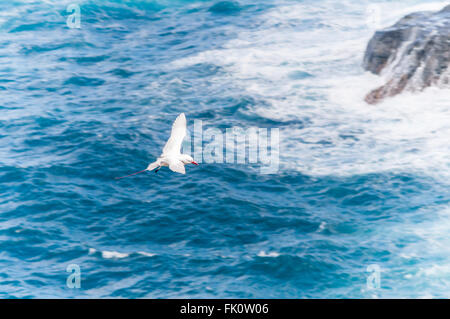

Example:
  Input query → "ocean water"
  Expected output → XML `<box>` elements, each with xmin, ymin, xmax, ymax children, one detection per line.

<box><xmin>0</xmin><ymin>0</ymin><xmax>449</xmax><ymax>298</ymax></box>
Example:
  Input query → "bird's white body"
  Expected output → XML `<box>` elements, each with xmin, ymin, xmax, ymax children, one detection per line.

<box><xmin>146</xmin><ymin>113</ymin><xmax>197</xmax><ymax>174</ymax></box>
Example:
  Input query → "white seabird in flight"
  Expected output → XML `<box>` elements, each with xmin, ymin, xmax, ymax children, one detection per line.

<box><xmin>116</xmin><ymin>113</ymin><xmax>198</xmax><ymax>179</ymax></box>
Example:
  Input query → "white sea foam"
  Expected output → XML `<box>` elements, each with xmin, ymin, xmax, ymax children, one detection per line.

<box><xmin>101</xmin><ymin>250</ymin><xmax>129</xmax><ymax>259</ymax></box>
<box><xmin>317</xmin><ymin>222</ymin><xmax>327</xmax><ymax>232</ymax></box>
<box><xmin>418</xmin><ymin>264</ymin><xmax>450</xmax><ymax>277</ymax></box>
<box><xmin>382</xmin><ymin>206</ymin><xmax>450</xmax><ymax>297</ymax></box>
<box><xmin>170</xmin><ymin>0</ymin><xmax>450</xmax><ymax>182</ymax></box>
<box><xmin>137</xmin><ymin>251</ymin><xmax>156</xmax><ymax>257</ymax></box>
<box><xmin>169</xmin><ymin>2</ymin><xmax>450</xmax><ymax>296</ymax></box>
<box><xmin>89</xmin><ymin>248</ymin><xmax>156</xmax><ymax>259</ymax></box>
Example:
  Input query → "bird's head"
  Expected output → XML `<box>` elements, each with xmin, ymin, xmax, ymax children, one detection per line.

<box><xmin>180</xmin><ymin>154</ymin><xmax>198</xmax><ymax>165</ymax></box>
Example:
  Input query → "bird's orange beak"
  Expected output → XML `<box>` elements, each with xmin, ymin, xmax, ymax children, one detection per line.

<box><xmin>191</xmin><ymin>161</ymin><xmax>199</xmax><ymax>165</ymax></box>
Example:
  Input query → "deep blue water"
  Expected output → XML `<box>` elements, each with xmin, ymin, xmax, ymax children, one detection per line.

<box><xmin>1</xmin><ymin>0</ymin><xmax>449</xmax><ymax>298</ymax></box>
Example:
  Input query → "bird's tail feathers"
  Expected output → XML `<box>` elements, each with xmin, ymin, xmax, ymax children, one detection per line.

<box><xmin>146</xmin><ymin>161</ymin><xmax>160</xmax><ymax>171</ymax></box>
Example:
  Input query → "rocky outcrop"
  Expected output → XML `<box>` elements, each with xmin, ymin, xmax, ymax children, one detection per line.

<box><xmin>363</xmin><ymin>4</ymin><xmax>450</xmax><ymax>104</ymax></box>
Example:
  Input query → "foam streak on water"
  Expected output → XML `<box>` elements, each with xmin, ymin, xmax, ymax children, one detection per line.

<box><xmin>171</xmin><ymin>0</ymin><xmax>450</xmax><ymax>180</ymax></box>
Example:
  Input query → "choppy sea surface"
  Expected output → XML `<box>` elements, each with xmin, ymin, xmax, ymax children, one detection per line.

<box><xmin>0</xmin><ymin>0</ymin><xmax>449</xmax><ymax>298</ymax></box>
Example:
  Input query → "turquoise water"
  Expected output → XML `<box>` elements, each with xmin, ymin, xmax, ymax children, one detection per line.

<box><xmin>0</xmin><ymin>0</ymin><xmax>449</xmax><ymax>298</ymax></box>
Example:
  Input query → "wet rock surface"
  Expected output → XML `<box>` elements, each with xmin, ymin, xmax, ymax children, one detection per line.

<box><xmin>363</xmin><ymin>4</ymin><xmax>450</xmax><ymax>104</ymax></box>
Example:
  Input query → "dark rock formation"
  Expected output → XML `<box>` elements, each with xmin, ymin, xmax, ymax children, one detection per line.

<box><xmin>363</xmin><ymin>4</ymin><xmax>450</xmax><ymax>104</ymax></box>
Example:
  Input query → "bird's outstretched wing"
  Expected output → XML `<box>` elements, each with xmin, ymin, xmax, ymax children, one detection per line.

<box><xmin>162</xmin><ymin>113</ymin><xmax>186</xmax><ymax>156</ymax></box>
<box><xmin>168</xmin><ymin>159</ymin><xmax>186</xmax><ymax>174</ymax></box>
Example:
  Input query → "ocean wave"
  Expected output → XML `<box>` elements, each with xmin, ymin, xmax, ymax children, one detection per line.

<box><xmin>257</xmin><ymin>250</ymin><xmax>280</xmax><ymax>258</ymax></box>
<box><xmin>88</xmin><ymin>248</ymin><xmax>157</xmax><ymax>259</ymax></box>
<box><xmin>169</xmin><ymin>0</ymin><xmax>450</xmax><ymax>182</ymax></box>
<box><xmin>1</xmin><ymin>0</ymin><xmax>449</xmax><ymax>299</ymax></box>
